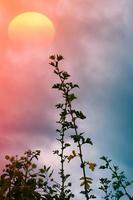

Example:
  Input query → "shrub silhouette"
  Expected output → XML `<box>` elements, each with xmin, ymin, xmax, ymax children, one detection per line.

<box><xmin>0</xmin><ymin>150</ymin><xmax>42</xmax><ymax>200</ymax></box>
<box><xmin>99</xmin><ymin>156</ymin><xmax>133</xmax><ymax>200</ymax></box>
<box><xmin>0</xmin><ymin>55</ymin><xmax>132</xmax><ymax>200</ymax></box>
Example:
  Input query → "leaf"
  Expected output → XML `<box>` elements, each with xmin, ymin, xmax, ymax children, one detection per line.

<box><xmin>99</xmin><ymin>165</ymin><xmax>106</xmax><ymax>169</ymax></box>
<box><xmin>73</xmin><ymin>84</ymin><xmax>79</xmax><ymax>88</ymax></box>
<box><xmin>75</xmin><ymin>111</ymin><xmax>86</xmax><ymax>119</ymax></box>
<box><xmin>71</xmin><ymin>134</ymin><xmax>81</xmax><ymax>143</ymax></box>
<box><xmin>49</xmin><ymin>170</ymin><xmax>54</xmax><ymax>178</ymax></box>
<box><xmin>64</xmin><ymin>174</ymin><xmax>70</xmax><ymax>181</ymax></box>
<box><xmin>5</xmin><ymin>155</ymin><xmax>10</xmax><ymax>160</ymax></box>
<box><xmin>87</xmin><ymin>162</ymin><xmax>96</xmax><ymax>171</ymax></box>
<box><xmin>85</xmin><ymin>138</ymin><xmax>93</xmax><ymax>145</ymax></box>
<box><xmin>80</xmin><ymin>177</ymin><xmax>92</xmax><ymax>188</ymax></box>
<box><xmin>52</xmin><ymin>83</ymin><xmax>61</xmax><ymax>89</ymax></box>
<box><xmin>80</xmin><ymin>180</ymin><xmax>85</xmax><ymax>187</ymax></box>
<box><xmin>113</xmin><ymin>165</ymin><xmax>119</xmax><ymax>171</ymax></box>
<box><xmin>67</xmin><ymin>93</ymin><xmax>77</xmax><ymax>102</ymax></box>
<box><xmin>72</xmin><ymin>150</ymin><xmax>77</xmax><ymax>157</ymax></box>
<box><xmin>46</xmin><ymin>166</ymin><xmax>51</xmax><ymax>172</ymax></box>
<box><xmin>67</xmin><ymin>150</ymin><xmax>77</xmax><ymax>162</ymax></box>
<box><xmin>56</xmin><ymin>129</ymin><xmax>61</xmax><ymax>133</ymax></box>
<box><xmin>100</xmin><ymin>156</ymin><xmax>107</xmax><ymax>161</ymax></box>
<box><xmin>49</xmin><ymin>55</ymin><xmax>55</xmax><ymax>60</ymax></box>
<box><xmin>115</xmin><ymin>190</ymin><xmax>124</xmax><ymax>199</ymax></box>
<box><xmin>67</xmin><ymin>155</ymin><xmax>74</xmax><ymax>162</ymax></box>
<box><xmin>49</xmin><ymin>62</ymin><xmax>55</xmax><ymax>66</ymax></box>
<box><xmin>55</xmin><ymin>103</ymin><xmax>64</xmax><ymax>109</ymax></box>
<box><xmin>62</xmin><ymin>71</ymin><xmax>70</xmax><ymax>79</ymax></box>
<box><xmin>80</xmin><ymin>176</ymin><xmax>92</xmax><ymax>182</ymax></box>
<box><xmin>89</xmin><ymin>195</ymin><xmax>96</xmax><ymax>199</ymax></box>
<box><xmin>57</xmin><ymin>55</ymin><xmax>64</xmax><ymax>61</ymax></box>
<box><xmin>54</xmin><ymin>70</ymin><xmax>59</xmax><ymax>75</ymax></box>
<box><xmin>64</xmin><ymin>143</ymin><xmax>71</xmax><ymax>148</ymax></box>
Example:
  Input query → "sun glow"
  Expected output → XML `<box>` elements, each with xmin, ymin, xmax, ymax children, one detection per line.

<box><xmin>8</xmin><ymin>12</ymin><xmax>55</xmax><ymax>47</ymax></box>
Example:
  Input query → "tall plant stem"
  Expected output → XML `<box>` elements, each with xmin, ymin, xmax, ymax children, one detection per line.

<box><xmin>68</xmin><ymin>102</ymin><xmax>89</xmax><ymax>200</ymax></box>
<box><xmin>60</xmin><ymin>129</ymin><xmax>65</xmax><ymax>199</ymax></box>
<box><xmin>55</xmin><ymin>61</ymin><xmax>89</xmax><ymax>200</ymax></box>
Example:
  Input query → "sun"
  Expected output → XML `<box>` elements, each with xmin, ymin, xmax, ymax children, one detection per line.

<box><xmin>8</xmin><ymin>12</ymin><xmax>55</xmax><ymax>47</ymax></box>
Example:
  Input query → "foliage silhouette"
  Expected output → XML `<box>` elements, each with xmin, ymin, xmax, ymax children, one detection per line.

<box><xmin>0</xmin><ymin>55</ymin><xmax>132</xmax><ymax>200</ymax></box>
<box><xmin>0</xmin><ymin>150</ymin><xmax>42</xmax><ymax>200</ymax></box>
<box><xmin>50</xmin><ymin>54</ymin><xmax>96</xmax><ymax>200</ymax></box>
<box><xmin>99</xmin><ymin>156</ymin><xmax>133</xmax><ymax>200</ymax></box>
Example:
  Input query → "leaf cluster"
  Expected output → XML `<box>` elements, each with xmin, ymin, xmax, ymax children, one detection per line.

<box><xmin>0</xmin><ymin>150</ymin><xmax>41</xmax><ymax>200</ymax></box>
<box><xmin>99</xmin><ymin>156</ymin><xmax>133</xmax><ymax>200</ymax></box>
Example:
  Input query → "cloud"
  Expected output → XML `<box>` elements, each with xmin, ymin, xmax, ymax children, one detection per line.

<box><xmin>51</xmin><ymin>0</ymin><xmax>133</xmax><ymax>186</ymax></box>
<box><xmin>0</xmin><ymin>0</ymin><xmax>133</xmax><ymax>198</ymax></box>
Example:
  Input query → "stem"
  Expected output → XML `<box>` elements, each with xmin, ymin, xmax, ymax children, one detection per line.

<box><xmin>55</xmin><ymin>61</ymin><xmax>89</xmax><ymax>200</ymax></box>
<box><xmin>55</xmin><ymin>62</ymin><xmax>67</xmax><ymax>198</ymax></box>
<box><xmin>68</xmin><ymin>102</ymin><xmax>89</xmax><ymax>200</ymax></box>
<box><xmin>60</xmin><ymin>129</ymin><xmax>65</xmax><ymax>198</ymax></box>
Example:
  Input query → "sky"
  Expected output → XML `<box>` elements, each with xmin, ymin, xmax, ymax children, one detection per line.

<box><xmin>0</xmin><ymin>0</ymin><xmax>133</xmax><ymax>199</ymax></box>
